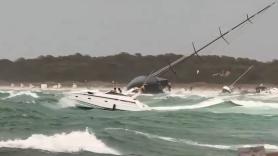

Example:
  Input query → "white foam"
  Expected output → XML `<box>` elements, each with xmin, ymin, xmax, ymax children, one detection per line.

<box><xmin>106</xmin><ymin>128</ymin><xmax>278</xmax><ymax>151</ymax></box>
<box><xmin>165</xmin><ymin>88</ymin><xmax>219</xmax><ymax>98</ymax></box>
<box><xmin>3</xmin><ymin>91</ymin><xmax>39</xmax><ymax>99</ymax></box>
<box><xmin>231</xmin><ymin>100</ymin><xmax>278</xmax><ymax>108</ymax></box>
<box><xmin>266</xmin><ymin>88</ymin><xmax>278</xmax><ymax>94</ymax></box>
<box><xmin>0</xmin><ymin>128</ymin><xmax>120</xmax><ymax>155</ymax></box>
<box><xmin>153</xmin><ymin>96</ymin><xmax>169</xmax><ymax>100</ymax></box>
<box><xmin>0</xmin><ymin>90</ymin><xmax>10</xmax><ymax>94</ymax></box>
<box><xmin>181</xmin><ymin>141</ymin><xmax>278</xmax><ymax>151</ymax></box>
<box><xmin>151</xmin><ymin>98</ymin><xmax>224</xmax><ymax>111</ymax></box>
<box><xmin>58</xmin><ymin>97</ymin><xmax>78</xmax><ymax>108</ymax></box>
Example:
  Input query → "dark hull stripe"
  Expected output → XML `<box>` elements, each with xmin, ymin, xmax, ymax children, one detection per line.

<box><xmin>81</xmin><ymin>94</ymin><xmax>136</xmax><ymax>104</ymax></box>
<box><xmin>75</xmin><ymin>99</ymin><xmax>122</xmax><ymax>111</ymax></box>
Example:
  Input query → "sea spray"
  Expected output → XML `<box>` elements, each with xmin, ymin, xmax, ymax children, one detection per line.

<box><xmin>57</xmin><ymin>96</ymin><xmax>78</xmax><ymax>108</ymax></box>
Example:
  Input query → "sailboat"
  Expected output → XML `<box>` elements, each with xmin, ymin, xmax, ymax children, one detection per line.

<box><xmin>126</xmin><ymin>2</ymin><xmax>275</xmax><ymax>93</ymax></box>
<box><xmin>222</xmin><ymin>66</ymin><xmax>253</xmax><ymax>93</ymax></box>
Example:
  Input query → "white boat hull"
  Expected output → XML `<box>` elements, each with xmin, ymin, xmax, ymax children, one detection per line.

<box><xmin>69</xmin><ymin>92</ymin><xmax>150</xmax><ymax>111</ymax></box>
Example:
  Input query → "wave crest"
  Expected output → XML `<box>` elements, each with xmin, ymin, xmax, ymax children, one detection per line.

<box><xmin>106</xmin><ymin>128</ymin><xmax>278</xmax><ymax>151</ymax></box>
<box><xmin>231</xmin><ymin>100</ymin><xmax>278</xmax><ymax>108</ymax></box>
<box><xmin>151</xmin><ymin>98</ymin><xmax>224</xmax><ymax>111</ymax></box>
<box><xmin>3</xmin><ymin>91</ymin><xmax>39</xmax><ymax>99</ymax></box>
<box><xmin>0</xmin><ymin>128</ymin><xmax>120</xmax><ymax>155</ymax></box>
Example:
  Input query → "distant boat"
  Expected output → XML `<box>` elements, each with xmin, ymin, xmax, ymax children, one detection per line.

<box><xmin>69</xmin><ymin>90</ymin><xmax>150</xmax><ymax>111</ymax></box>
<box><xmin>255</xmin><ymin>84</ymin><xmax>267</xmax><ymax>93</ymax></box>
<box><xmin>222</xmin><ymin>66</ymin><xmax>253</xmax><ymax>93</ymax></box>
<box><xmin>72</xmin><ymin>83</ymin><xmax>77</xmax><ymax>89</ymax></box>
<box><xmin>41</xmin><ymin>84</ymin><xmax>48</xmax><ymax>90</ymax></box>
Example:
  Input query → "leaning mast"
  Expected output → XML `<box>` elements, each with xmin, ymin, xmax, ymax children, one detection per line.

<box><xmin>150</xmin><ymin>2</ymin><xmax>276</xmax><ymax>78</ymax></box>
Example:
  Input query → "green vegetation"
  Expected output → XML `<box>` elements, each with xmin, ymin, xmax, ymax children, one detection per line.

<box><xmin>0</xmin><ymin>52</ymin><xmax>277</xmax><ymax>84</ymax></box>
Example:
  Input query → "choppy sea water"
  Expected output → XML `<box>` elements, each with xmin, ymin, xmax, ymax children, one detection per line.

<box><xmin>1</xmin><ymin>88</ymin><xmax>278</xmax><ymax>156</ymax></box>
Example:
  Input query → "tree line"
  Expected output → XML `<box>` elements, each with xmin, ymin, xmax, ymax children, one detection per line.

<box><xmin>0</xmin><ymin>52</ymin><xmax>277</xmax><ymax>84</ymax></box>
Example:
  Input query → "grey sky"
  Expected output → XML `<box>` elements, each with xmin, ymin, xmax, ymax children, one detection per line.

<box><xmin>0</xmin><ymin>0</ymin><xmax>277</xmax><ymax>61</ymax></box>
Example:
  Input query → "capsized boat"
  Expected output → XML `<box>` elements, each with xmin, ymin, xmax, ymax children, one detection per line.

<box><xmin>69</xmin><ymin>90</ymin><xmax>150</xmax><ymax>111</ymax></box>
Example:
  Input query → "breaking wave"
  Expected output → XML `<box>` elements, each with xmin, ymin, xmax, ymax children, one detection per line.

<box><xmin>106</xmin><ymin>128</ymin><xmax>278</xmax><ymax>151</ymax></box>
<box><xmin>0</xmin><ymin>128</ymin><xmax>120</xmax><ymax>155</ymax></box>
<box><xmin>166</xmin><ymin>88</ymin><xmax>219</xmax><ymax>98</ymax></box>
<box><xmin>2</xmin><ymin>91</ymin><xmax>39</xmax><ymax>99</ymax></box>
<box><xmin>231</xmin><ymin>100</ymin><xmax>278</xmax><ymax>108</ymax></box>
<box><xmin>151</xmin><ymin>98</ymin><xmax>224</xmax><ymax>111</ymax></box>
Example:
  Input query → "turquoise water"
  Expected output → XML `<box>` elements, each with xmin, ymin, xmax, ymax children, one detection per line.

<box><xmin>0</xmin><ymin>89</ymin><xmax>278</xmax><ymax>156</ymax></box>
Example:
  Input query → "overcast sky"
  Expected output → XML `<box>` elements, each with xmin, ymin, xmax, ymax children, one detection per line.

<box><xmin>0</xmin><ymin>0</ymin><xmax>277</xmax><ymax>61</ymax></box>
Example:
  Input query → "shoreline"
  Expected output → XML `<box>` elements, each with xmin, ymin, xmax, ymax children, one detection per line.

<box><xmin>0</xmin><ymin>81</ymin><xmax>276</xmax><ymax>91</ymax></box>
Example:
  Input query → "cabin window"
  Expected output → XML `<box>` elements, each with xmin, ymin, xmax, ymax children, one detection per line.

<box><xmin>88</xmin><ymin>98</ymin><xmax>91</xmax><ymax>100</ymax></box>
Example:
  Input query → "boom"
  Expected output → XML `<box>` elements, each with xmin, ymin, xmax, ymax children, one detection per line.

<box><xmin>150</xmin><ymin>2</ymin><xmax>276</xmax><ymax>78</ymax></box>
